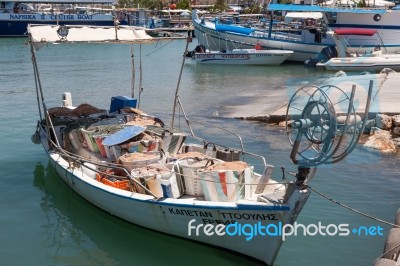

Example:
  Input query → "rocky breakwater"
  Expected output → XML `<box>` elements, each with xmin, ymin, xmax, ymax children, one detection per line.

<box><xmin>363</xmin><ymin>114</ymin><xmax>400</xmax><ymax>154</ymax></box>
<box><xmin>238</xmin><ymin>71</ymin><xmax>400</xmax><ymax>154</ymax></box>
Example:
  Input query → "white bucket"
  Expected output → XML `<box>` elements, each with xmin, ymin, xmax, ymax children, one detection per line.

<box><xmin>93</xmin><ymin>134</ymin><xmax>110</xmax><ymax>158</ymax></box>
<box><xmin>131</xmin><ymin>164</ymin><xmax>182</xmax><ymax>198</ymax></box>
<box><xmin>81</xmin><ymin>127</ymin><xmax>99</xmax><ymax>152</ymax></box>
<box><xmin>175</xmin><ymin>158</ymin><xmax>222</xmax><ymax>197</ymax></box>
<box><xmin>198</xmin><ymin>163</ymin><xmax>254</xmax><ymax>202</ymax></box>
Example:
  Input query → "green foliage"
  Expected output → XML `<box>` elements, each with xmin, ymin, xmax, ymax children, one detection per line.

<box><xmin>241</xmin><ymin>4</ymin><xmax>262</xmax><ymax>14</ymax></box>
<box><xmin>277</xmin><ymin>0</ymin><xmax>293</xmax><ymax>3</ymax></box>
<box><xmin>176</xmin><ymin>0</ymin><xmax>190</xmax><ymax>9</ymax></box>
<box><xmin>115</xmin><ymin>0</ymin><xmax>190</xmax><ymax>10</ymax></box>
<box><xmin>212</xmin><ymin>0</ymin><xmax>228</xmax><ymax>13</ymax></box>
<box><xmin>115</xmin><ymin>0</ymin><xmax>165</xmax><ymax>9</ymax></box>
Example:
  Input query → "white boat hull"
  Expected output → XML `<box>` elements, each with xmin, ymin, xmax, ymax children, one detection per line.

<box><xmin>0</xmin><ymin>13</ymin><xmax>125</xmax><ymax>36</ymax></box>
<box><xmin>192</xmin><ymin>49</ymin><xmax>293</xmax><ymax>65</ymax></box>
<box><xmin>317</xmin><ymin>55</ymin><xmax>400</xmax><ymax>71</ymax></box>
<box><xmin>192</xmin><ymin>10</ymin><xmax>400</xmax><ymax>62</ymax></box>
<box><xmin>193</xmin><ymin>18</ymin><xmax>328</xmax><ymax>62</ymax></box>
<box><xmin>41</xmin><ymin>126</ymin><xmax>309</xmax><ymax>265</ymax></box>
<box><xmin>331</xmin><ymin>11</ymin><xmax>400</xmax><ymax>53</ymax></box>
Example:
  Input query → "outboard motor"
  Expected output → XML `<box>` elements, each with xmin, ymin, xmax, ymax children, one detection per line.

<box><xmin>304</xmin><ymin>46</ymin><xmax>337</xmax><ymax>67</ymax></box>
<box><xmin>194</xmin><ymin>44</ymin><xmax>206</xmax><ymax>53</ymax></box>
<box><xmin>321</xmin><ymin>46</ymin><xmax>338</xmax><ymax>59</ymax></box>
<box><xmin>186</xmin><ymin>44</ymin><xmax>206</xmax><ymax>58</ymax></box>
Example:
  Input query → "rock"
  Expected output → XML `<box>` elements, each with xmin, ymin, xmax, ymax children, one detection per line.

<box><xmin>334</xmin><ymin>70</ymin><xmax>347</xmax><ymax>77</ymax></box>
<box><xmin>369</xmin><ymin>127</ymin><xmax>382</xmax><ymax>136</ymax></box>
<box><xmin>364</xmin><ymin>129</ymin><xmax>396</xmax><ymax>153</ymax></box>
<box><xmin>336</xmin><ymin>115</ymin><xmax>361</xmax><ymax>125</ymax></box>
<box><xmin>363</xmin><ymin>119</ymin><xmax>376</xmax><ymax>133</ymax></box>
<box><xmin>393</xmin><ymin>137</ymin><xmax>400</xmax><ymax>147</ymax></box>
<box><xmin>392</xmin><ymin>115</ymin><xmax>400</xmax><ymax>127</ymax></box>
<box><xmin>365</xmin><ymin>119</ymin><xmax>376</xmax><ymax>128</ymax></box>
<box><xmin>376</xmin><ymin>114</ymin><xmax>392</xmax><ymax>130</ymax></box>
<box><xmin>278</xmin><ymin>120</ymin><xmax>293</xmax><ymax>127</ymax></box>
<box><xmin>393</xmin><ymin>127</ymin><xmax>400</xmax><ymax>136</ymax></box>
<box><xmin>380</xmin><ymin>68</ymin><xmax>396</xmax><ymax>74</ymax></box>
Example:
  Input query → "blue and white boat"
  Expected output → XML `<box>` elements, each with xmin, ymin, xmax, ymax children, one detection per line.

<box><xmin>186</xmin><ymin>44</ymin><xmax>293</xmax><ymax>65</ymax></box>
<box><xmin>192</xmin><ymin>5</ymin><xmax>400</xmax><ymax>62</ymax></box>
<box><xmin>27</xmin><ymin>24</ymin><xmax>372</xmax><ymax>265</ymax></box>
<box><xmin>0</xmin><ymin>0</ymin><xmax>127</xmax><ymax>36</ymax></box>
<box><xmin>269</xmin><ymin>4</ymin><xmax>400</xmax><ymax>53</ymax></box>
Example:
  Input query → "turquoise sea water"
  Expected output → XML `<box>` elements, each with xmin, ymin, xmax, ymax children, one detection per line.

<box><xmin>0</xmin><ymin>37</ymin><xmax>399</xmax><ymax>266</ymax></box>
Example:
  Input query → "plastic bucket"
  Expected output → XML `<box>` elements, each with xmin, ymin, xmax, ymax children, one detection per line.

<box><xmin>81</xmin><ymin>127</ymin><xmax>99</xmax><ymax>152</ymax></box>
<box><xmin>175</xmin><ymin>157</ymin><xmax>222</xmax><ymax>197</ymax></box>
<box><xmin>130</xmin><ymin>164</ymin><xmax>182</xmax><ymax>198</ymax></box>
<box><xmin>198</xmin><ymin>162</ymin><xmax>254</xmax><ymax>202</ymax></box>
<box><xmin>93</xmin><ymin>134</ymin><xmax>110</xmax><ymax>158</ymax></box>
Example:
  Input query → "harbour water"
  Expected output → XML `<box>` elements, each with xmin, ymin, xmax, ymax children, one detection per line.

<box><xmin>0</xmin><ymin>37</ymin><xmax>399</xmax><ymax>266</ymax></box>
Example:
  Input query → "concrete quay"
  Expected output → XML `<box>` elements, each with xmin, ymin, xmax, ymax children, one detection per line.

<box><xmin>238</xmin><ymin>70</ymin><xmax>400</xmax><ymax>124</ymax></box>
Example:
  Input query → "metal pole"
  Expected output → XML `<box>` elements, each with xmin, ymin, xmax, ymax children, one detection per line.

<box><xmin>171</xmin><ymin>37</ymin><xmax>191</xmax><ymax>128</ymax></box>
<box><xmin>131</xmin><ymin>45</ymin><xmax>135</xmax><ymax>98</ymax></box>
<box><xmin>138</xmin><ymin>43</ymin><xmax>142</xmax><ymax>108</ymax></box>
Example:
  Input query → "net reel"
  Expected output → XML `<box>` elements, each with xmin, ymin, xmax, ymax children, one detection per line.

<box><xmin>286</xmin><ymin>82</ymin><xmax>373</xmax><ymax>184</ymax></box>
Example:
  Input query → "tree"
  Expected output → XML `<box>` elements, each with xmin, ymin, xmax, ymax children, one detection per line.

<box><xmin>213</xmin><ymin>0</ymin><xmax>228</xmax><ymax>12</ymax></box>
<box><xmin>176</xmin><ymin>0</ymin><xmax>190</xmax><ymax>9</ymax></box>
<box><xmin>115</xmin><ymin>0</ymin><xmax>166</xmax><ymax>9</ymax></box>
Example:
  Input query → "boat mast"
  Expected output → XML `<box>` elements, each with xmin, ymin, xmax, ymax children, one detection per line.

<box><xmin>29</xmin><ymin>36</ymin><xmax>44</xmax><ymax>121</ymax></box>
<box><xmin>171</xmin><ymin>37</ymin><xmax>191</xmax><ymax>128</ymax></box>
<box><xmin>131</xmin><ymin>45</ymin><xmax>135</xmax><ymax>98</ymax></box>
<box><xmin>138</xmin><ymin>44</ymin><xmax>143</xmax><ymax>108</ymax></box>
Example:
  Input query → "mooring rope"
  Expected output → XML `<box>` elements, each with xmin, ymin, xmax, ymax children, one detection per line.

<box><xmin>307</xmin><ymin>185</ymin><xmax>400</xmax><ymax>228</ymax></box>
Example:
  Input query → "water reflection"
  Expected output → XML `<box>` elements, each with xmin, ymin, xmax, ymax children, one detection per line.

<box><xmin>32</xmin><ymin>162</ymin><xmax>262</xmax><ymax>266</ymax></box>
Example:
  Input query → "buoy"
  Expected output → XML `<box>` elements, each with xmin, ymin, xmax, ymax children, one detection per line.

<box><xmin>395</xmin><ymin>208</ymin><xmax>400</xmax><ymax>225</ymax></box>
<box><xmin>382</xmin><ymin>228</ymin><xmax>400</xmax><ymax>260</ymax></box>
<box><xmin>373</xmin><ymin>258</ymin><xmax>396</xmax><ymax>266</ymax></box>
<box><xmin>31</xmin><ymin>130</ymin><xmax>40</xmax><ymax>144</ymax></box>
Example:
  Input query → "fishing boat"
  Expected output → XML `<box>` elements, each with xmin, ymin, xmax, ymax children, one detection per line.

<box><xmin>0</xmin><ymin>0</ymin><xmax>128</xmax><ymax>36</ymax></box>
<box><xmin>314</xmin><ymin>28</ymin><xmax>400</xmax><ymax>71</ymax></box>
<box><xmin>192</xmin><ymin>9</ymin><xmax>327</xmax><ymax>62</ymax></box>
<box><xmin>192</xmin><ymin>4</ymin><xmax>400</xmax><ymax>62</ymax></box>
<box><xmin>28</xmin><ymin>24</ymin><xmax>372</xmax><ymax>265</ymax></box>
<box><xmin>270</xmin><ymin>4</ymin><xmax>400</xmax><ymax>53</ymax></box>
<box><xmin>185</xmin><ymin>44</ymin><xmax>293</xmax><ymax>65</ymax></box>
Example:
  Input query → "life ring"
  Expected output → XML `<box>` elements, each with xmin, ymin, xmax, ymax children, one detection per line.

<box><xmin>373</xmin><ymin>14</ymin><xmax>381</xmax><ymax>22</ymax></box>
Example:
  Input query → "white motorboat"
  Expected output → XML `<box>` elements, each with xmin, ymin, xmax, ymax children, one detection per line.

<box><xmin>28</xmin><ymin>24</ymin><xmax>372</xmax><ymax>265</ymax></box>
<box><xmin>192</xmin><ymin>9</ymin><xmax>328</xmax><ymax>62</ymax></box>
<box><xmin>186</xmin><ymin>45</ymin><xmax>293</xmax><ymax>65</ymax></box>
<box><xmin>316</xmin><ymin>28</ymin><xmax>400</xmax><ymax>71</ymax></box>
<box><xmin>192</xmin><ymin>4</ymin><xmax>400</xmax><ymax>62</ymax></box>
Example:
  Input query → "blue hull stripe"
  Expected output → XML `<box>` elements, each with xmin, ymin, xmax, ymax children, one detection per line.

<box><xmin>0</xmin><ymin>20</ymin><xmax>127</xmax><ymax>37</ymax></box>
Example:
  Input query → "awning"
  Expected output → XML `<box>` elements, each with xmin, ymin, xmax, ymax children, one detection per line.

<box><xmin>285</xmin><ymin>12</ymin><xmax>323</xmax><ymax>19</ymax></box>
<box><xmin>28</xmin><ymin>24</ymin><xmax>179</xmax><ymax>44</ymax></box>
